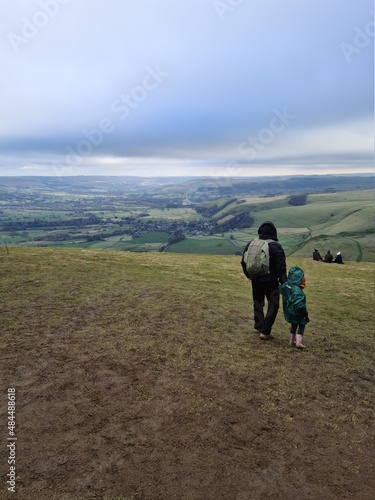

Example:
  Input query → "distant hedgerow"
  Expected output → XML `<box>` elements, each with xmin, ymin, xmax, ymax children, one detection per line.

<box><xmin>288</xmin><ymin>194</ymin><xmax>308</xmax><ymax>206</ymax></box>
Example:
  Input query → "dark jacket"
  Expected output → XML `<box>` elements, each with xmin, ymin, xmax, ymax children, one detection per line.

<box><xmin>324</xmin><ymin>251</ymin><xmax>333</xmax><ymax>263</ymax></box>
<box><xmin>334</xmin><ymin>253</ymin><xmax>343</xmax><ymax>264</ymax></box>
<box><xmin>241</xmin><ymin>222</ymin><xmax>287</xmax><ymax>284</ymax></box>
<box><xmin>279</xmin><ymin>266</ymin><xmax>309</xmax><ymax>325</ymax></box>
<box><xmin>312</xmin><ymin>250</ymin><xmax>321</xmax><ymax>261</ymax></box>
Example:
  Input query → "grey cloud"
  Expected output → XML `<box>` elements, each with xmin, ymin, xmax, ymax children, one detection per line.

<box><xmin>0</xmin><ymin>0</ymin><xmax>373</xmax><ymax>175</ymax></box>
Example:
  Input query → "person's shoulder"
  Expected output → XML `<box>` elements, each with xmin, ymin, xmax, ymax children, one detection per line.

<box><xmin>243</xmin><ymin>240</ymin><xmax>252</xmax><ymax>252</ymax></box>
<box><xmin>268</xmin><ymin>240</ymin><xmax>285</xmax><ymax>252</ymax></box>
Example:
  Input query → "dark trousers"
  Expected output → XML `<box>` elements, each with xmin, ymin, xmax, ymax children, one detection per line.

<box><xmin>290</xmin><ymin>324</ymin><xmax>305</xmax><ymax>336</ymax></box>
<box><xmin>251</xmin><ymin>279</ymin><xmax>280</xmax><ymax>335</ymax></box>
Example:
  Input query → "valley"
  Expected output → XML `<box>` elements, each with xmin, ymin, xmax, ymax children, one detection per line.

<box><xmin>0</xmin><ymin>175</ymin><xmax>373</xmax><ymax>261</ymax></box>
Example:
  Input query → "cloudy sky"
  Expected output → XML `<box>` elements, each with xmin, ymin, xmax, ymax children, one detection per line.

<box><xmin>0</xmin><ymin>0</ymin><xmax>373</xmax><ymax>177</ymax></box>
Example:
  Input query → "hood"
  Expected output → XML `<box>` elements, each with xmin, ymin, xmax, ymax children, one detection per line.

<box><xmin>287</xmin><ymin>266</ymin><xmax>305</xmax><ymax>286</ymax></box>
<box><xmin>258</xmin><ymin>221</ymin><xmax>278</xmax><ymax>241</ymax></box>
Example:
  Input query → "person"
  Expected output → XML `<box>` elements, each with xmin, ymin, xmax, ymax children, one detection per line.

<box><xmin>241</xmin><ymin>221</ymin><xmax>287</xmax><ymax>341</ymax></box>
<box><xmin>334</xmin><ymin>252</ymin><xmax>343</xmax><ymax>264</ymax></box>
<box><xmin>279</xmin><ymin>266</ymin><xmax>309</xmax><ymax>349</ymax></box>
<box><xmin>324</xmin><ymin>250</ymin><xmax>333</xmax><ymax>263</ymax></box>
<box><xmin>312</xmin><ymin>249</ymin><xmax>322</xmax><ymax>261</ymax></box>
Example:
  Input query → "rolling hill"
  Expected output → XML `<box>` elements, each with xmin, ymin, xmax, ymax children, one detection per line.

<box><xmin>1</xmin><ymin>246</ymin><xmax>374</xmax><ymax>499</ymax></box>
<box><xmin>168</xmin><ymin>189</ymin><xmax>374</xmax><ymax>262</ymax></box>
<box><xmin>0</xmin><ymin>176</ymin><xmax>373</xmax><ymax>262</ymax></box>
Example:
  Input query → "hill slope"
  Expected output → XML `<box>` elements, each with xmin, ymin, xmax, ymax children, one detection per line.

<box><xmin>179</xmin><ymin>189</ymin><xmax>373</xmax><ymax>261</ymax></box>
<box><xmin>1</xmin><ymin>247</ymin><xmax>374</xmax><ymax>499</ymax></box>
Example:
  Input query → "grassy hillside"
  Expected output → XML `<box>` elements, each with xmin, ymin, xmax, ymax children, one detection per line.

<box><xmin>1</xmin><ymin>247</ymin><xmax>374</xmax><ymax>499</ymax></box>
<box><xmin>196</xmin><ymin>189</ymin><xmax>374</xmax><ymax>262</ymax></box>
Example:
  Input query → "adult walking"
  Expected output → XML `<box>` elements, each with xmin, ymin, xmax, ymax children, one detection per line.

<box><xmin>241</xmin><ymin>221</ymin><xmax>287</xmax><ymax>340</ymax></box>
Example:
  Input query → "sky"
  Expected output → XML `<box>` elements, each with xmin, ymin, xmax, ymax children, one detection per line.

<box><xmin>0</xmin><ymin>0</ymin><xmax>373</xmax><ymax>177</ymax></box>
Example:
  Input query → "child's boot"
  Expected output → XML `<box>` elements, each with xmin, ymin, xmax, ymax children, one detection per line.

<box><xmin>289</xmin><ymin>334</ymin><xmax>296</xmax><ymax>346</ymax></box>
<box><xmin>296</xmin><ymin>334</ymin><xmax>305</xmax><ymax>349</ymax></box>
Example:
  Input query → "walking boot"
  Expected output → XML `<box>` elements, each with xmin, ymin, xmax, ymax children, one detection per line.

<box><xmin>289</xmin><ymin>334</ymin><xmax>296</xmax><ymax>346</ymax></box>
<box><xmin>260</xmin><ymin>333</ymin><xmax>274</xmax><ymax>340</ymax></box>
<box><xmin>296</xmin><ymin>334</ymin><xmax>305</xmax><ymax>349</ymax></box>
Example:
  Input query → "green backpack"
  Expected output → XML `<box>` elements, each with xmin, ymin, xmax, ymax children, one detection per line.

<box><xmin>243</xmin><ymin>238</ymin><xmax>272</xmax><ymax>277</ymax></box>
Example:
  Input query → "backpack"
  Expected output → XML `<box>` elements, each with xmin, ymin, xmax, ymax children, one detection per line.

<box><xmin>243</xmin><ymin>238</ymin><xmax>272</xmax><ymax>277</ymax></box>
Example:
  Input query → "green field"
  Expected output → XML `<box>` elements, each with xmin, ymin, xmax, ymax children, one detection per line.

<box><xmin>166</xmin><ymin>235</ymin><xmax>239</xmax><ymax>255</ymax></box>
<box><xmin>0</xmin><ymin>186</ymin><xmax>373</xmax><ymax>262</ymax></box>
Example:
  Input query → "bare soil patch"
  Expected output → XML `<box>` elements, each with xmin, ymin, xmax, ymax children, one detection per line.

<box><xmin>2</xmin><ymin>332</ymin><xmax>375</xmax><ymax>499</ymax></box>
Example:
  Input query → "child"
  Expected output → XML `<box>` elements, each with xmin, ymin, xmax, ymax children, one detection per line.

<box><xmin>279</xmin><ymin>266</ymin><xmax>309</xmax><ymax>349</ymax></box>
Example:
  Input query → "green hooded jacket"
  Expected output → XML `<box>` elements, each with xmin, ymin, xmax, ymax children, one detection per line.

<box><xmin>279</xmin><ymin>266</ymin><xmax>309</xmax><ymax>325</ymax></box>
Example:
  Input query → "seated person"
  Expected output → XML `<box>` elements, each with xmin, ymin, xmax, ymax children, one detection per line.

<box><xmin>312</xmin><ymin>249</ymin><xmax>322</xmax><ymax>261</ymax></box>
<box><xmin>324</xmin><ymin>250</ymin><xmax>333</xmax><ymax>263</ymax></box>
<box><xmin>334</xmin><ymin>252</ymin><xmax>343</xmax><ymax>264</ymax></box>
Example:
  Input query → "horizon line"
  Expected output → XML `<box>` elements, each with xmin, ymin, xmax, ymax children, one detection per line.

<box><xmin>0</xmin><ymin>172</ymin><xmax>373</xmax><ymax>179</ymax></box>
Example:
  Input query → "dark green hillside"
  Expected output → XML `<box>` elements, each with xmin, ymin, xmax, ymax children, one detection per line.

<box><xmin>153</xmin><ymin>174</ymin><xmax>374</xmax><ymax>199</ymax></box>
